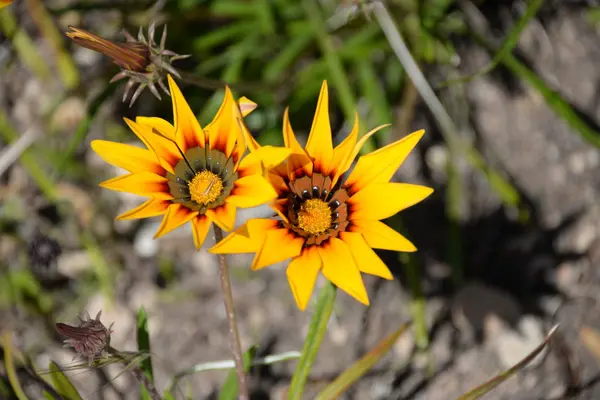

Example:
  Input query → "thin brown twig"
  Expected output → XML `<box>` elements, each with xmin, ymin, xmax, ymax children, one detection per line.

<box><xmin>213</xmin><ymin>226</ymin><xmax>249</xmax><ymax>400</ymax></box>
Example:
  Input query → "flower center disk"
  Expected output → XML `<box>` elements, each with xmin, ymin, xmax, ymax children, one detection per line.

<box><xmin>188</xmin><ymin>170</ymin><xmax>223</xmax><ymax>205</ymax></box>
<box><xmin>297</xmin><ymin>199</ymin><xmax>332</xmax><ymax>235</ymax></box>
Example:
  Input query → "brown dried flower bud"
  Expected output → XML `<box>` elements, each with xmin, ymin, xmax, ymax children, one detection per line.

<box><xmin>56</xmin><ymin>310</ymin><xmax>114</xmax><ymax>365</ymax></box>
<box><xmin>66</xmin><ymin>22</ymin><xmax>190</xmax><ymax>107</ymax></box>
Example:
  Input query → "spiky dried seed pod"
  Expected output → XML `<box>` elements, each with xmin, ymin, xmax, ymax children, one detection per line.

<box><xmin>56</xmin><ymin>310</ymin><xmax>114</xmax><ymax>366</ymax></box>
<box><xmin>66</xmin><ymin>23</ymin><xmax>190</xmax><ymax>107</ymax></box>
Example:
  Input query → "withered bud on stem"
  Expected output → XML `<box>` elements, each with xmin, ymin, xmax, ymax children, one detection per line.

<box><xmin>66</xmin><ymin>23</ymin><xmax>190</xmax><ymax>106</ymax></box>
<box><xmin>56</xmin><ymin>310</ymin><xmax>114</xmax><ymax>366</ymax></box>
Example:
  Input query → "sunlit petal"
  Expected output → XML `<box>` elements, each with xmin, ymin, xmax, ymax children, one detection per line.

<box><xmin>251</xmin><ymin>228</ymin><xmax>304</xmax><ymax>270</ymax></box>
<box><xmin>319</xmin><ymin>238</ymin><xmax>369</xmax><ymax>305</ymax></box>
<box><xmin>91</xmin><ymin>140</ymin><xmax>162</xmax><ymax>174</ymax></box>
<box><xmin>136</xmin><ymin>117</ymin><xmax>176</xmax><ymax>141</ymax></box>
<box><xmin>168</xmin><ymin>75</ymin><xmax>204</xmax><ymax>151</ymax></box>
<box><xmin>345</xmin><ymin>129</ymin><xmax>425</xmax><ymax>193</ymax></box>
<box><xmin>154</xmin><ymin>204</ymin><xmax>198</xmax><ymax>238</ymax></box>
<box><xmin>238</xmin><ymin>146</ymin><xmax>292</xmax><ymax>176</ymax></box>
<box><xmin>205</xmin><ymin>86</ymin><xmax>239</xmax><ymax>157</ymax></box>
<box><xmin>286</xmin><ymin>246</ymin><xmax>322</xmax><ymax>310</ymax></box>
<box><xmin>116</xmin><ymin>198</ymin><xmax>170</xmax><ymax>220</ymax></box>
<box><xmin>283</xmin><ymin>108</ymin><xmax>312</xmax><ymax>178</ymax></box>
<box><xmin>124</xmin><ymin>118</ymin><xmax>180</xmax><ymax>173</ymax></box>
<box><xmin>339</xmin><ymin>231</ymin><xmax>393</xmax><ymax>279</ymax></box>
<box><xmin>226</xmin><ymin>175</ymin><xmax>278</xmax><ymax>208</ymax></box>
<box><xmin>99</xmin><ymin>172</ymin><xmax>172</xmax><ymax>199</ymax></box>
<box><xmin>209</xmin><ymin>219</ymin><xmax>280</xmax><ymax>254</ymax></box>
<box><xmin>339</xmin><ymin>123</ymin><xmax>390</xmax><ymax>180</ymax></box>
<box><xmin>206</xmin><ymin>201</ymin><xmax>237</xmax><ymax>232</ymax></box>
<box><xmin>349</xmin><ymin>183</ymin><xmax>433</xmax><ymax>220</ymax></box>
<box><xmin>330</xmin><ymin>113</ymin><xmax>358</xmax><ymax>186</ymax></box>
<box><xmin>238</xmin><ymin>96</ymin><xmax>257</xmax><ymax>117</ymax></box>
<box><xmin>192</xmin><ymin>215</ymin><xmax>212</xmax><ymax>250</ymax></box>
<box><xmin>304</xmin><ymin>81</ymin><xmax>333</xmax><ymax>175</ymax></box>
<box><xmin>349</xmin><ymin>219</ymin><xmax>417</xmax><ymax>252</ymax></box>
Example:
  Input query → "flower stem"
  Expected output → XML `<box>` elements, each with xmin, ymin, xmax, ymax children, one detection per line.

<box><xmin>213</xmin><ymin>226</ymin><xmax>250</xmax><ymax>400</ymax></box>
<box><xmin>288</xmin><ymin>281</ymin><xmax>337</xmax><ymax>400</ymax></box>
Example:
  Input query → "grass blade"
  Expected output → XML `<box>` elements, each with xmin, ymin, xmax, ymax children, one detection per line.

<box><xmin>456</xmin><ymin>325</ymin><xmax>558</xmax><ymax>400</ymax></box>
<box><xmin>165</xmin><ymin>351</ymin><xmax>301</xmax><ymax>395</ymax></box>
<box><xmin>439</xmin><ymin>0</ymin><xmax>544</xmax><ymax>88</ymax></box>
<box><xmin>302</xmin><ymin>0</ymin><xmax>358</xmax><ymax>129</ymax></box>
<box><xmin>2</xmin><ymin>331</ymin><xmax>28</xmax><ymax>400</ymax></box>
<box><xmin>315</xmin><ymin>322</ymin><xmax>412</xmax><ymax>400</ymax></box>
<box><xmin>218</xmin><ymin>346</ymin><xmax>257</xmax><ymax>400</ymax></box>
<box><xmin>263</xmin><ymin>32</ymin><xmax>313</xmax><ymax>82</ymax></box>
<box><xmin>48</xmin><ymin>361</ymin><xmax>83</xmax><ymax>400</ymax></box>
<box><xmin>288</xmin><ymin>281</ymin><xmax>337</xmax><ymax>400</ymax></box>
<box><xmin>0</xmin><ymin>109</ymin><xmax>57</xmax><ymax>201</ymax></box>
<box><xmin>463</xmin><ymin>2</ymin><xmax>600</xmax><ymax>149</ymax></box>
<box><xmin>0</xmin><ymin>8</ymin><xmax>52</xmax><ymax>80</ymax></box>
<box><xmin>137</xmin><ymin>307</ymin><xmax>154</xmax><ymax>400</ymax></box>
<box><xmin>25</xmin><ymin>0</ymin><xmax>80</xmax><ymax>89</ymax></box>
<box><xmin>59</xmin><ymin>84</ymin><xmax>116</xmax><ymax>176</ymax></box>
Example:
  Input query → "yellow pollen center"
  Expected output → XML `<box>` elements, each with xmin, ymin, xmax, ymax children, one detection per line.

<box><xmin>188</xmin><ymin>171</ymin><xmax>223</xmax><ymax>205</ymax></box>
<box><xmin>297</xmin><ymin>199</ymin><xmax>332</xmax><ymax>235</ymax></box>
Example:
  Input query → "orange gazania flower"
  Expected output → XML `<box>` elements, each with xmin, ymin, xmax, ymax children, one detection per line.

<box><xmin>0</xmin><ymin>1</ymin><xmax>13</xmax><ymax>9</ymax></box>
<box><xmin>91</xmin><ymin>75</ymin><xmax>290</xmax><ymax>249</ymax></box>
<box><xmin>210</xmin><ymin>81</ymin><xmax>433</xmax><ymax>310</ymax></box>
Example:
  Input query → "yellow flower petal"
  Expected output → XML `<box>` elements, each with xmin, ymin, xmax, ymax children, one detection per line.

<box><xmin>116</xmin><ymin>198</ymin><xmax>170</xmax><ymax>220</ymax></box>
<box><xmin>319</xmin><ymin>238</ymin><xmax>369</xmax><ymax>305</ymax></box>
<box><xmin>206</xmin><ymin>201</ymin><xmax>237</xmax><ymax>231</ymax></box>
<box><xmin>283</xmin><ymin>108</ymin><xmax>306</xmax><ymax>153</ymax></box>
<box><xmin>283</xmin><ymin>108</ymin><xmax>313</xmax><ymax>178</ymax></box>
<box><xmin>154</xmin><ymin>204</ymin><xmax>198</xmax><ymax>238</ymax></box>
<box><xmin>286</xmin><ymin>246</ymin><xmax>322</xmax><ymax>310</ymax></box>
<box><xmin>124</xmin><ymin>118</ymin><xmax>180</xmax><ymax>173</ymax></box>
<box><xmin>168</xmin><ymin>75</ymin><xmax>204</xmax><ymax>151</ymax></box>
<box><xmin>238</xmin><ymin>145</ymin><xmax>293</xmax><ymax>176</ymax></box>
<box><xmin>192</xmin><ymin>215</ymin><xmax>212</xmax><ymax>250</ymax></box>
<box><xmin>251</xmin><ymin>228</ymin><xmax>304</xmax><ymax>270</ymax></box>
<box><xmin>270</xmin><ymin>199</ymin><xmax>289</xmax><ymax>223</ymax></box>
<box><xmin>339</xmin><ymin>123</ymin><xmax>390</xmax><ymax>180</ymax></box>
<box><xmin>304</xmin><ymin>81</ymin><xmax>333</xmax><ymax>175</ymax></box>
<box><xmin>339</xmin><ymin>231</ymin><xmax>393</xmax><ymax>280</ymax></box>
<box><xmin>91</xmin><ymin>140</ymin><xmax>163</xmax><ymax>174</ymax></box>
<box><xmin>268</xmin><ymin>172</ymin><xmax>289</xmax><ymax>197</ymax></box>
<box><xmin>330</xmin><ymin>113</ymin><xmax>359</xmax><ymax>185</ymax></box>
<box><xmin>209</xmin><ymin>219</ymin><xmax>280</xmax><ymax>254</ymax></box>
<box><xmin>226</xmin><ymin>175</ymin><xmax>278</xmax><ymax>208</ymax></box>
<box><xmin>349</xmin><ymin>219</ymin><xmax>417</xmax><ymax>252</ymax></box>
<box><xmin>99</xmin><ymin>172</ymin><xmax>172</xmax><ymax>199</ymax></box>
<box><xmin>135</xmin><ymin>117</ymin><xmax>176</xmax><ymax>141</ymax></box>
<box><xmin>349</xmin><ymin>183</ymin><xmax>433</xmax><ymax>220</ymax></box>
<box><xmin>206</xmin><ymin>86</ymin><xmax>239</xmax><ymax>157</ymax></box>
<box><xmin>238</xmin><ymin>96</ymin><xmax>257</xmax><ymax>117</ymax></box>
<box><xmin>345</xmin><ymin>129</ymin><xmax>425</xmax><ymax>193</ymax></box>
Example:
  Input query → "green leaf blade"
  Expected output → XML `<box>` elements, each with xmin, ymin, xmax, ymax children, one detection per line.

<box><xmin>218</xmin><ymin>346</ymin><xmax>258</xmax><ymax>400</ymax></box>
<box><xmin>315</xmin><ymin>322</ymin><xmax>412</xmax><ymax>400</ymax></box>
<box><xmin>136</xmin><ymin>307</ymin><xmax>153</xmax><ymax>400</ymax></box>
<box><xmin>49</xmin><ymin>361</ymin><xmax>83</xmax><ymax>400</ymax></box>
<box><xmin>457</xmin><ymin>325</ymin><xmax>559</xmax><ymax>400</ymax></box>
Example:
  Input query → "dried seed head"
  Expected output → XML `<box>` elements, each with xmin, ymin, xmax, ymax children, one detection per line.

<box><xmin>56</xmin><ymin>310</ymin><xmax>114</xmax><ymax>366</ymax></box>
<box><xmin>66</xmin><ymin>23</ymin><xmax>190</xmax><ymax>107</ymax></box>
